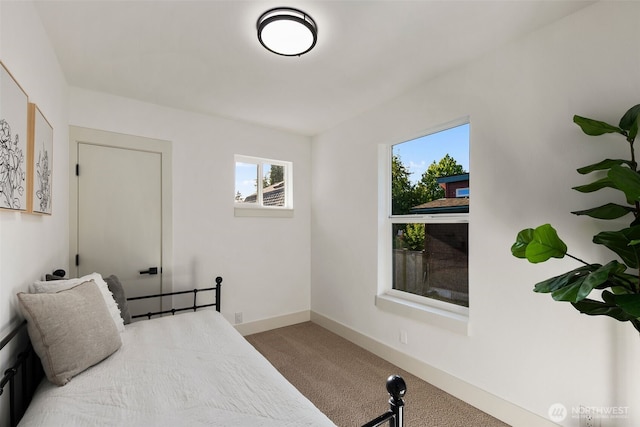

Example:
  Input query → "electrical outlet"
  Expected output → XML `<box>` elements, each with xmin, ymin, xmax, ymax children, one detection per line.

<box><xmin>399</xmin><ymin>330</ymin><xmax>408</xmax><ymax>344</ymax></box>
<box><xmin>579</xmin><ymin>407</ymin><xmax>601</xmax><ymax>427</ymax></box>
<box><xmin>235</xmin><ymin>312</ymin><xmax>243</xmax><ymax>324</ymax></box>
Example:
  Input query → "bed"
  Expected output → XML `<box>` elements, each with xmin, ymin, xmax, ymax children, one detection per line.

<box><xmin>1</xmin><ymin>273</ymin><xmax>406</xmax><ymax>427</ymax></box>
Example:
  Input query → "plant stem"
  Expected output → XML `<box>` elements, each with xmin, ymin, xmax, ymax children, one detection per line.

<box><xmin>565</xmin><ymin>253</ymin><xmax>590</xmax><ymax>266</ymax></box>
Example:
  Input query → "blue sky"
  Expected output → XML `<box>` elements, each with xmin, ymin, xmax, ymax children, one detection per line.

<box><xmin>235</xmin><ymin>162</ymin><xmax>259</xmax><ymax>200</ymax></box>
<box><xmin>393</xmin><ymin>123</ymin><xmax>469</xmax><ymax>184</ymax></box>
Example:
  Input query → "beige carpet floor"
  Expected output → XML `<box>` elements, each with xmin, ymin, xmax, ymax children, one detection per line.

<box><xmin>245</xmin><ymin>322</ymin><xmax>510</xmax><ymax>427</ymax></box>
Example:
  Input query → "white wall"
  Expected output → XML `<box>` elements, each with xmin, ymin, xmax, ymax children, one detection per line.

<box><xmin>0</xmin><ymin>1</ymin><xmax>69</xmax><ymax>338</ymax></box>
<box><xmin>311</xmin><ymin>2</ymin><xmax>640</xmax><ymax>426</ymax></box>
<box><xmin>0</xmin><ymin>0</ymin><xmax>312</xmax><ymax>337</ymax></box>
<box><xmin>68</xmin><ymin>88</ymin><xmax>312</xmax><ymax>326</ymax></box>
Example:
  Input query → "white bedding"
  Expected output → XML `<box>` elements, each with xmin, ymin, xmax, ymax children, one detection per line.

<box><xmin>19</xmin><ymin>310</ymin><xmax>336</xmax><ymax>426</ymax></box>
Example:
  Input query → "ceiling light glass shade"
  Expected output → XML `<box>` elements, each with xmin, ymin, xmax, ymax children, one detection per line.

<box><xmin>257</xmin><ymin>7</ymin><xmax>317</xmax><ymax>56</ymax></box>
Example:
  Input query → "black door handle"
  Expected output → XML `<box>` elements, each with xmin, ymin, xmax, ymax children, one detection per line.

<box><xmin>140</xmin><ymin>267</ymin><xmax>159</xmax><ymax>275</ymax></box>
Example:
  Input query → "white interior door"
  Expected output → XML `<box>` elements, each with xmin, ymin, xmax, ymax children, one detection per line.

<box><xmin>70</xmin><ymin>127</ymin><xmax>173</xmax><ymax>319</ymax></box>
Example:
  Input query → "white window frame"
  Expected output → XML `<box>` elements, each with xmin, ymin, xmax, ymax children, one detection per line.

<box><xmin>234</xmin><ymin>154</ymin><xmax>293</xmax><ymax>218</ymax></box>
<box><xmin>376</xmin><ymin>119</ymin><xmax>470</xmax><ymax>335</ymax></box>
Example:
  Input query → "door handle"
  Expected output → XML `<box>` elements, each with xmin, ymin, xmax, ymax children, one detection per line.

<box><xmin>139</xmin><ymin>267</ymin><xmax>159</xmax><ymax>275</ymax></box>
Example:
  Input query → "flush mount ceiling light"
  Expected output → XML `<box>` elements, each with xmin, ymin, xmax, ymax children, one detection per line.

<box><xmin>257</xmin><ymin>7</ymin><xmax>317</xmax><ymax>57</ymax></box>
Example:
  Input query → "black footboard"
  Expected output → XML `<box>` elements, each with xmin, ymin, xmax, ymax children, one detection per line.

<box><xmin>361</xmin><ymin>375</ymin><xmax>407</xmax><ymax>427</ymax></box>
<box><xmin>127</xmin><ymin>276</ymin><xmax>222</xmax><ymax>319</ymax></box>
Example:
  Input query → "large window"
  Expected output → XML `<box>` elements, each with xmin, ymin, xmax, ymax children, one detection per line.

<box><xmin>234</xmin><ymin>155</ymin><xmax>293</xmax><ymax>216</ymax></box>
<box><xmin>389</xmin><ymin>122</ymin><xmax>469</xmax><ymax>309</ymax></box>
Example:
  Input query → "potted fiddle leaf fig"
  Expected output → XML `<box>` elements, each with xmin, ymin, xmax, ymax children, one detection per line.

<box><xmin>511</xmin><ymin>104</ymin><xmax>640</xmax><ymax>333</ymax></box>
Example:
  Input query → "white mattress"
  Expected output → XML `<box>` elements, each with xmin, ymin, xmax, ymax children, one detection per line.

<box><xmin>19</xmin><ymin>310</ymin><xmax>336</xmax><ymax>426</ymax></box>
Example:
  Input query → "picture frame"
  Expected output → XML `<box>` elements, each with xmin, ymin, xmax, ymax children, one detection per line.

<box><xmin>0</xmin><ymin>61</ymin><xmax>29</xmax><ymax>211</ymax></box>
<box><xmin>27</xmin><ymin>103</ymin><xmax>53</xmax><ymax>215</ymax></box>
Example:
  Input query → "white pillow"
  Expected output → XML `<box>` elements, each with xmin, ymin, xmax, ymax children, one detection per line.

<box><xmin>18</xmin><ymin>280</ymin><xmax>122</xmax><ymax>386</ymax></box>
<box><xmin>32</xmin><ymin>272</ymin><xmax>125</xmax><ymax>333</ymax></box>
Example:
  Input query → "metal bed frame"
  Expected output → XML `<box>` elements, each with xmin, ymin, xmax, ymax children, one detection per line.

<box><xmin>127</xmin><ymin>276</ymin><xmax>222</xmax><ymax>319</ymax></box>
<box><xmin>0</xmin><ymin>321</ymin><xmax>41</xmax><ymax>427</ymax></box>
<box><xmin>362</xmin><ymin>375</ymin><xmax>406</xmax><ymax>427</ymax></box>
<box><xmin>1</xmin><ymin>275</ymin><xmax>406</xmax><ymax>427</ymax></box>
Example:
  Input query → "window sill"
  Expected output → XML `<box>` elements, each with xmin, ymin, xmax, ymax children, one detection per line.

<box><xmin>234</xmin><ymin>207</ymin><xmax>294</xmax><ymax>218</ymax></box>
<box><xmin>375</xmin><ymin>293</ymin><xmax>469</xmax><ymax>335</ymax></box>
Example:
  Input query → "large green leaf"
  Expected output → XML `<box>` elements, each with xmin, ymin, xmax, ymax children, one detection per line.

<box><xmin>524</xmin><ymin>224</ymin><xmax>567</xmax><ymax>263</ymax></box>
<box><xmin>549</xmin><ymin>276</ymin><xmax>591</xmax><ymax>302</ymax></box>
<box><xmin>572</xmin><ymin>298</ymin><xmax>638</xmax><ymax>322</ymax></box>
<box><xmin>577</xmin><ymin>159</ymin><xmax>634</xmax><ymax>175</ymax></box>
<box><xmin>593</xmin><ymin>226</ymin><xmax>640</xmax><ymax>268</ymax></box>
<box><xmin>534</xmin><ymin>264</ymin><xmax>597</xmax><ymax>294</ymax></box>
<box><xmin>619</xmin><ymin>104</ymin><xmax>640</xmax><ymax>131</ymax></box>
<box><xmin>574</xmin><ymin>115</ymin><xmax>625</xmax><ymax>136</ymax></box>
<box><xmin>583</xmin><ymin>261</ymin><xmax>626</xmax><ymax>287</ymax></box>
<box><xmin>608</xmin><ymin>165</ymin><xmax>640</xmax><ymax>203</ymax></box>
<box><xmin>608</xmin><ymin>271</ymin><xmax>640</xmax><ymax>293</ymax></box>
<box><xmin>511</xmin><ymin>228</ymin><xmax>534</xmax><ymax>258</ymax></box>
<box><xmin>609</xmin><ymin>293</ymin><xmax>640</xmax><ymax>317</ymax></box>
<box><xmin>572</xmin><ymin>177</ymin><xmax>617</xmax><ymax>193</ymax></box>
<box><xmin>571</xmin><ymin>203</ymin><xmax>634</xmax><ymax>220</ymax></box>
<box><xmin>543</xmin><ymin>261</ymin><xmax>625</xmax><ymax>303</ymax></box>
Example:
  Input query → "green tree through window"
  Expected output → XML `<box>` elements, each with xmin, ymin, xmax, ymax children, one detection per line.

<box><xmin>415</xmin><ymin>154</ymin><xmax>465</xmax><ymax>204</ymax></box>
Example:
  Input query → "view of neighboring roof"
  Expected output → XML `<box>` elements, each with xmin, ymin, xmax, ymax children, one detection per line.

<box><xmin>410</xmin><ymin>173</ymin><xmax>469</xmax><ymax>214</ymax></box>
<box><xmin>437</xmin><ymin>173</ymin><xmax>469</xmax><ymax>184</ymax></box>
<box><xmin>410</xmin><ymin>197</ymin><xmax>469</xmax><ymax>214</ymax></box>
<box><xmin>243</xmin><ymin>181</ymin><xmax>285</xmax><ymax>206</ymax></box>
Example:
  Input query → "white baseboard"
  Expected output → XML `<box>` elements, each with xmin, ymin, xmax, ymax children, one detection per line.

<box><xmin>310</xmin><ymin>311</ymin><xmax>555</xmax><ymax>427</ymax></box>
<box><xmin>234</xmin><ymin>310</ymin><xmax>310</xmax><ymax>336</ymax></box>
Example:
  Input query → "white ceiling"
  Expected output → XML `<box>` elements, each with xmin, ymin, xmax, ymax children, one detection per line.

<box><xmin>34</xmin><ymin>0</ymin><xmax>593</xmax><ymax>136</ymax></box>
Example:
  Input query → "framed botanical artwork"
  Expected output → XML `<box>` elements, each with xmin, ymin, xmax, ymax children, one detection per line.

<box><xmin>28</xmin><ymin>103</ymin><xmax>53</xmax><ymax>215</ymax></box>
<box><xmin>0</xmin><ymin>61</ymin><xmax>29</xmax><ymax>211</ymax></box>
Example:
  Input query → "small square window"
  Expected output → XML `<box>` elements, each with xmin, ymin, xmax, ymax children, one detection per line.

<box><xmin>235</xmin><ymin>155</ymin><xmax>293</xmax><ymax>216</ymax></box>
